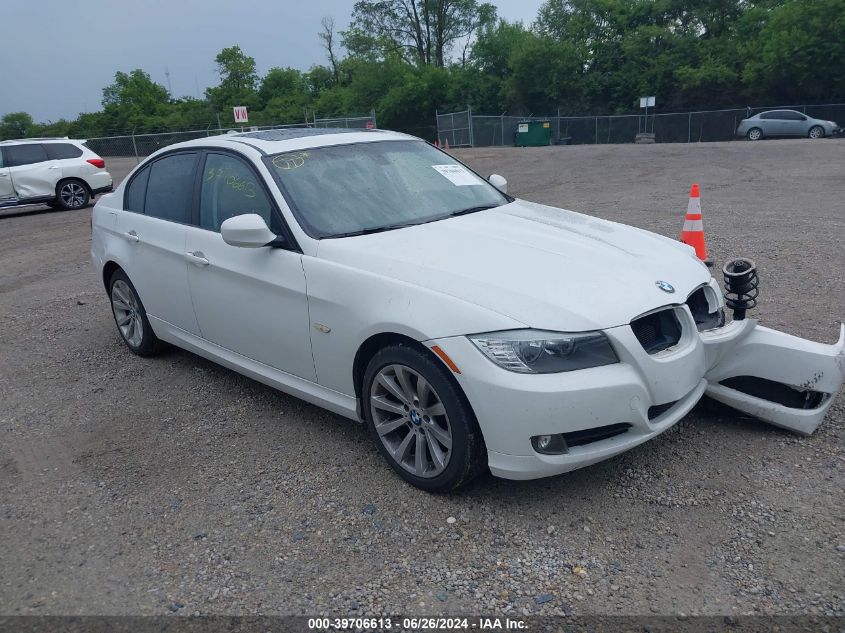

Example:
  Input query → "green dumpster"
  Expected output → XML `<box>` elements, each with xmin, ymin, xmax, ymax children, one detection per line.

<box><xmin>514</xmin><ymin>120</ymin><xmax>552</xmax><ymax>147</ymax></box>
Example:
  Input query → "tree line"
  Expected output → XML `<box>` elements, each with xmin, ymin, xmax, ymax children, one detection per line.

<box><xmin>1</xmin><ymin>0</ymin><xmax>842</xmax><ymax>141</ymax></box>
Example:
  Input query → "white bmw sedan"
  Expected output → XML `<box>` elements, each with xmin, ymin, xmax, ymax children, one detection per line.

<box><xmin>91</xmin><ymin>128</ymin><xmax>844</xmax><ymax>491</ymax></box>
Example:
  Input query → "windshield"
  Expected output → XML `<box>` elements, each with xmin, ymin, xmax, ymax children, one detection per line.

<box><xmin>263</xmin><ymin>140</ymin><xmax>509</xmax><ymax>238</ymax></box>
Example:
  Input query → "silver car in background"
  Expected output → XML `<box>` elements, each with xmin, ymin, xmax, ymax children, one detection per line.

<box><xmin>736</xmin><ymin>109</ymin><xmax>841</xmax><ymax>141</ymax></box>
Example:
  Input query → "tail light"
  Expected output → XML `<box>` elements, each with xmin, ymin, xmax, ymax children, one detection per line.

<box><xmin>87</xmin><ymin>158</ymin><xmax>106</xmax><ymax>169</ymax></box>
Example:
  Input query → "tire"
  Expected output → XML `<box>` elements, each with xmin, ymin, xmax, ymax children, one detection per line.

<box><xmin>56</xmin><ymin>179</ymin><xmax>90</xmax><ymax>210</ymax></box>
<box><xmin>746</xmin><ymin>127</ymin><xmax>763</xmax><ymax>141</ymax></box>
<box><xmin>808</xmin><ymin>125</ymin><xmax>825</xmax><ymax>139</ymax></box>
<box><xmin>362</xmin><ymin>343</ymin><xmax>485</xmax><ymax>492</ymax></box>
<box><xmin>108</xmin><ymin>269</ymin><xmax>163</xmax><ymax>357</ymax></box>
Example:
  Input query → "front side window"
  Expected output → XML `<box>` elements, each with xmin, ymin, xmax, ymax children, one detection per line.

<box><xmin>44</xmin><ymin>143</ymin><xmax>83</xmax><ymax>159</ymax></box>
<box><xmin>264</xmin><ymin>140</ymin><xmax>509</xmax><ymax>238</ymax></box>
<box><xmin>5</xmin><ymin>144</ymin><xmax>48</xmax><ymax>167</ymax></box>
<box><xmin>782</xmin><ymin>111</ymin><xmax>806</xmax><ymax>121</ymax></box>
<box><xmin>144</xmin><ymin>153</ymin><xmax>197</xmax><ymax>223</ymax></box>
<box><xmin>199</xmin><ymin>153</ymin><xmax>275</xmax><ymax>232</ymax></box>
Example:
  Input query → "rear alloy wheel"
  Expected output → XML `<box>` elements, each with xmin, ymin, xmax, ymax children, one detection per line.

<box><xmin>808</xmin><ymin>125</ymin><xmax>825</xmax><ymax>139</ymax></box>
<box><xmin>747</xmin><ymin>127</ymin><xmax>762</xmax><ymax>141</ymax></box>
<box><xmin>57</xmin><ymin>180</ymin><xmax>90</xmax><ymax>210</ymax></box>
<box><xmin>363</xmin><ymin>344</ymin><xmax>484</xmax><ymax>492</ymax></box>
<box><xmin>109</xmin><ymin>270</ymin><xmax>162</xmax><ymax>357</ymax></box>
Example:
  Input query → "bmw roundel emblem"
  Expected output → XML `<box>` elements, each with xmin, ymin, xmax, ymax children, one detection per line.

<box><xmin>655</xmin><ymin>280</ymin><xmax>675</xmax><ymax>293</ymax></box>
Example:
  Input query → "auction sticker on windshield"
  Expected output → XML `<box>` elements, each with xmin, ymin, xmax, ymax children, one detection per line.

<box><xmin>432</xmin><ymin>164</ymin><xmax>479</xmax><ymax>186</ymax></box>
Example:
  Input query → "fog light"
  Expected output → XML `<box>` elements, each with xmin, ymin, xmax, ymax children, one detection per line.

<box><xmin>531</xmin><ymin>434</ymin><xmax>568</xmax><ymax>455</ymax></box>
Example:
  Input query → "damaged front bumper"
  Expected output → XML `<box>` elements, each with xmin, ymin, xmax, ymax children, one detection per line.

<box><xmin>428</xmin><ymin>310</ymin><xmax>845</xmax><ymax>480</ymax></box>
<box><xmin>703</xmin><ymin>320</ymin><xmax>845</xmax><ymax>435</ymax></box>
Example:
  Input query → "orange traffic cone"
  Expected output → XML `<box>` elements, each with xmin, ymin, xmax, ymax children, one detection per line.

<box><xmin>680</xmin><ymin>183</ymin><xmax>712</xmax><ymax>266</ymax></box>
<box><xmin>434</xmin><ymin>139</ymin><xmax>440</xmax><ymax>148</ymax></box>
<box><xmin>444</xmin><ymin>138</ymin><xmax>450</xmax><ymax>150</ymax></box>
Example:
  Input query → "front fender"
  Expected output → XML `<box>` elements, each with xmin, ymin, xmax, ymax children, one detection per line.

<box><xmin>302</xmin><ymin>256</ymin><xmax>524</xmax><ymax>397</ymax></box>
<box><xmin>703</xmin><ymin>320</ymin><xmax>845</xmax><ymax>435</ymax></box>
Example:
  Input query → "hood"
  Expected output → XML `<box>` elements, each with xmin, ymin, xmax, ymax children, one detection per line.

<box><xmin>316</xmin><ymin>200</ymin><xmax>712</xmax><ymax>332</ymax></box>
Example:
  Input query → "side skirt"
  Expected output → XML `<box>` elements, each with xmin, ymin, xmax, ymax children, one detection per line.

<box><xmin>149</xmin><ymin>316</ymin><xmax>359</xmax><ymax>421</ymax></box>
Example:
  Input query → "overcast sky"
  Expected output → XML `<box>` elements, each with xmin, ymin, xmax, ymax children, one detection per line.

<box><xmin>1</xmin><ymin>0</ymin><xmax>541</xmax><ymax>122</ymax></box>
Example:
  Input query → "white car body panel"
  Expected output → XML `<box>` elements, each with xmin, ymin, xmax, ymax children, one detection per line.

<box><xmin>90</xmin><ymin>130</ymin><xmax>845</xmax><ymax>482</ymax></box>
<box><xmin>184</xmin><ymin>226</ymin><xmax>317</xmax><ymax>381</ymax></box>
<box><xmin>0</xmin><ymin>166</ymin><xmax>13</xmax><ymax>201</ymax></box>
<box><xmin>8</xmin><ymin>158</ymin><xmax>61</xmax><ymax>198</ymax></box>
<box><xmin>302</xmin><ymin>255</ymin><xmax>525</xmax><ymax>395</ymax></box>
<box><xmin>113</xmin><ymin>208</ymin><xmax>201</xmax><ymax>336</ymax></box>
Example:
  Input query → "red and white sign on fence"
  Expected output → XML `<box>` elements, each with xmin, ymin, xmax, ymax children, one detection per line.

<box><xmin>233</xmin><ymin>106</ymin><xmax>249</xmax><ymax>123</ymax></box>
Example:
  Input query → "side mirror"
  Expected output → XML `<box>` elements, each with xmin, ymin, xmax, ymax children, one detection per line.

<box><xmin>221</xmin><ymin>213</ymin><xmax>277</xmax><ymax>248</ymax></box>
<box><xmin>489</xmin><ymin>174</ymin><xmax>508</xmax><ymax>194</ymax></box>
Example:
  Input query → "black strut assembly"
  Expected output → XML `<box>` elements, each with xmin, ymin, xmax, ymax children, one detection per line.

<box><xmin>722</xmin><ymin>257</ymin><xmax>759</xmax><ymax>321</ymax></box>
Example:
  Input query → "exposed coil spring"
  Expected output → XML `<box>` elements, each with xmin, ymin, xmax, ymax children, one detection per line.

<box><xmin>722</xmin><ymin>257</ymin><xmax>759</xmax><ymax>320</ymax></box>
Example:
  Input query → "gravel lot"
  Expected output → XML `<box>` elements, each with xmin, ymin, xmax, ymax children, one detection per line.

<box><xmin>1</xmin><ymin>140</ymin><xmax>843</xmax><ymax>618</ymax></box>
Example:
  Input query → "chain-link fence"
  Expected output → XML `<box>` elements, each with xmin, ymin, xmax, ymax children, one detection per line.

<box><xmin>85</xmin><ymin>123</ymin><xmax>310</xmax><ymax>162</ymax></box>
<box><xmin>436</xmin><ymin>103</ymin><xmax>845</xmax><ymax>147</ymax></box>
<box><xmin>85</xmin><ymin>113</ymin><xmax>379</xmax><ymax>163</ymax></box>
<box><xmin>312</xmin><ymin>110</ymin><xmax>376</xmax><ymax>130</ymax></box>
<box><xmin>435</xmin><ymin>108</ymin><xmax>473</xmax><ymax>147</ymax></box>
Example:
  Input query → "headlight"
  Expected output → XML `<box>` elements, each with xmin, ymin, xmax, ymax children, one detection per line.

<box><xmin>468</xmin><ymin>329</ymin><xmax>618</xmax><ymax>373</ymax></box>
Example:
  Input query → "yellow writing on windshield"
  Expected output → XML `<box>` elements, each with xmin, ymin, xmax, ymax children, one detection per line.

<box><xmin>272</xmin><ymin>152</ymin><xmax>309</xmax><ymax>170</ymax></box>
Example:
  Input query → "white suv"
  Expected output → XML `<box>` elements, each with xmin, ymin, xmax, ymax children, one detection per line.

<box><xmin>0</xmin><ymin>138</ymin><xmax>113</xmax><ymax>210</ymax></box>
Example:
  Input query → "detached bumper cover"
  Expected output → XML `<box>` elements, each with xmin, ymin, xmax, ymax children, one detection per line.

<box><xmin>703</xmin><ymin>321</ymin><xmax>845</xmax><ymax>435</ymax></box>
<box><xmin>427</xmin><ymin>316</ymin><xmax>845</xmax><ymax>480</ymax></box>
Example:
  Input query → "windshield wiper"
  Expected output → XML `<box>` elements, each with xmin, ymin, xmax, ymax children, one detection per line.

<box><xmin>445</xmin><ymin>203</ymin><xmax>501</xmax><ymax>218</ymax></box>
<box><xmin>328</xmin><ymin>205</ymin><xmax>502</xmax><ymax>239</ymax></box>
<box><xmin>329</xmin><ymin>221</ymin><xmax>420</xmax><ymax>239</ymax></box>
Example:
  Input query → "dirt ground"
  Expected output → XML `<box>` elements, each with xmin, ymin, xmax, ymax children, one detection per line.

<box><xmin>0</xmin><ymin>140</ymin><xmax>843</xmax><ymax>618</ymax></box>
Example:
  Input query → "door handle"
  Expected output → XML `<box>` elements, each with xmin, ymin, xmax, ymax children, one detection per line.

<box><xmin>48</xmin><ymin>165</ymin><xmax>60</xmax><ymax>170</ymax></box>
<box><xmin>185</xmin><ymin>251</ymin><xmax>210</xmax><ymax>266</ymax></box>
<box><xmin>124</xmin><ymin>230</ymin><xmax>140</xmax><ymax>243</ymax></box>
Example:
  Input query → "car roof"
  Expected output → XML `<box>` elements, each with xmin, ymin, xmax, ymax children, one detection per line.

<box><xmin>0</xmin><ymin>137</ymin><xmax>84</xmax><ymax>145</ymax></box>
<box><xmin>169</xmin><ymin>127</ymin><xmax>414</xmax><ymax>155</ymax></box>
<box><xmin>755</xmin><ymin>109</ymin><xmax>804</xmax><ymax>116</ymax></box>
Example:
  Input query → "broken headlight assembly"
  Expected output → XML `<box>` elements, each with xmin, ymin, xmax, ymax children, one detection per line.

<box><xmin>468</xmin><ymin>330</ymin><xmax>618</xmax><ymax>373</ymax></box>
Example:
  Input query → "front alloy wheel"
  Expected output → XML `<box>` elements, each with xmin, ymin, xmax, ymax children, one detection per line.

<box><xmin>363</xmin><ymin>344</ymin><xmax>485</xmax><ymax>492</ymax></box>
<box><xmin>370</xmin><ymin>364</ymin><xmax>453</xmax><ymax>478</ymax></box>
<box><xmin>808</xmin><ymin>126</ymin><xmax>824</xmax><ymax>139</ymax></box>
<box><xmin>58</xmin><ymin>181</ymin><xmax>90</xmax><ymax>209</ymax></box>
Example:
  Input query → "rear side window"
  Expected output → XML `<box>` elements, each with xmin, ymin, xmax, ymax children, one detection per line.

<box><xmin>761</xmin><ymin>111</ymin><xmax>790</xmax><ymax>120</ymax></box>
<box><xmin>5</xmin><ymin>144</ymin><xmax>48</xmax><ymax>167</ymax></box>
<box><xmin>124</xmin><ymin>166</ymin><xmax>150</xmax><ymax>213</ymax></box>
<box><xmin>144</xmin><ymin>153</ymin><xmax>197</xmax><ymax>223</ymax></box>
<box><xmin>44</xmin><ymin>143</ymin><xmax>83</xmax><ymax>159</ymax></box>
